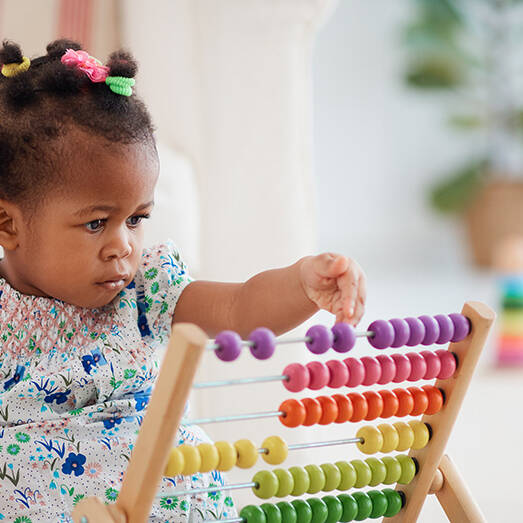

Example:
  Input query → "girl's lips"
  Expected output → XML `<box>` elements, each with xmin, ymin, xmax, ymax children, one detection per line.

<box><xmin>96</xmin><ymin>279</ymin><xmax>126</xmax><ymax>290</ymax></box>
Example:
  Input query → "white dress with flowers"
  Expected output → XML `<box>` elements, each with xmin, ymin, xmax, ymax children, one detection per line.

<box><xmin>0</xmin><ymin>241</ymin><xmax>236</xmax><ymax>522</ymax></box>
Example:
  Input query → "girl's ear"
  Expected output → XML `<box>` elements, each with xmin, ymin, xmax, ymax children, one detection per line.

<box><xmin>0</xmin><ymin>200</ymin><xmax>20</xmax><ymax>250</ymax></box>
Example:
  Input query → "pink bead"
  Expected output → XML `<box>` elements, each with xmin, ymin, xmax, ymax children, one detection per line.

<box><xmin>344</xmin><ymin>357</ymin><xmax>365</xmax><ymax>387</ymax></box>
<box><xmin>361</xmin><ymin>356</ymin><xmax>381</xmax><ymax>386</ymax></box>
<box><xmin>406</xmin><ymin>352</ymin><xmax>427</xmax><ymax>382</ymax></box>
<box><xmin>326</xmin><ymin>360</ymin><xmax>349</xmax><ymax>388</ymax></box>
<box><xmin>420</xmin><ymin>350</ymin><xmax>442</xmax><ymax>380</ymax></box>
<box><xmin>391</xmin><ymin>353</ymin><xmax>411</xmax><ymax>383</ymax></box>
<box><xmin>306</xmin><ymin>361</ymin><xmax>330</xmax><ymax>390</ymax></box>
<box><xmin>376</xmin><ymin>354</ymin><xmax>396</xmax><ymax>385</ymax></box>
<box><xmin>283</xmin><ymin>363</ymin><xmax>310</xmax><ymax>392</ymax></box>
<box><xmin>435</xmin><ymin>349</ymin><xmax>457</xmax><ymax>379</ymax></box>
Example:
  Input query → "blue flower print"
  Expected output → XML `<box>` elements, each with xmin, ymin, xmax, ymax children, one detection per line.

<box><xmin>137</xmin><ymin>300</ymin><xmax>151</xmax><ymax>338</ymax></box>
<box><xmin>44</xmin><ymin>389</ymin><xmax>71</xmax><ymax>405</ymax></box>
<box><xmin>4</xmin><ymin>365</ymin><xmax>25</xmax><ymax>391</ymax></box>
<box><xmin>62</xmin><ymin>452</ymin><xmax>86</xmax><ymax>476</ymax></box>
<box><xmin>81</xmin><ymin>348</ymin><xmax>108</xmax><ymax>375</ymax></box>
<box><xmin>126</xmin><ymin>280</ymin><xmax>136</xmax><ymax>289</ymax></box>
<box><xmin>134</xmin><ymin>387</ymin><xmax>152</xmax><ymax>411</ymax></box>
<box><xmin>103</xmin><ymin>414</ymin><xmax>123</xmax><ymax>429</ymax></box>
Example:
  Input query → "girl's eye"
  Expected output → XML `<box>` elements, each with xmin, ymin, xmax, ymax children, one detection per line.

<box><xmin>85</xmin><ymin>219</ymin><xmax>105</xmax><ymax>232</ymax></box>
<box><xmin>127</xmin><ymin>214</ymin><xmax>150</xmax><ymax>227</ymax></box>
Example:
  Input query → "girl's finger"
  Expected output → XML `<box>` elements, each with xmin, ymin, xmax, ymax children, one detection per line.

<box><xmin>313</xmin><ymin>253</ymin><xmax>349</xmax><ymax>279</ymax></box>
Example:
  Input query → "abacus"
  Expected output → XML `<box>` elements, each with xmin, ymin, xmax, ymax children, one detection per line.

<box><xmin>72</xmin><ymin>301</ymin><xmax>494</xmax><ymax>523</ymax></box>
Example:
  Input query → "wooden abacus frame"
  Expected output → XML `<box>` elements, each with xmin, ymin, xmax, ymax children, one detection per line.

<box><xmin>72</xmin><ymin>301</ymin><xmax>495</xmax><ymax>523</ymax></box>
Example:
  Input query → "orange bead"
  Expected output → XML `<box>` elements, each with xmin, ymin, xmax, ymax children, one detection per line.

<box><xmin>332</xmin><ymin>394</ymin><xmax>353</xmax><ymax>423</ymax></box>
<box><xmin>407</xmin><ymin>387</ymin><xmax>429</xmax><ymax>416</ymax></box>
<box><xmin>279</xmin><ymin>399</ymin><xmax>306</xmax><ymax>427</ymax></box>
<box><xmin>302</xmin><ymin>398</ymin><xmax>322</xmax><ymax>426</ymax></box>
<box><xmin>317</xmin><ymin>395</ymin><xmax>339</xmax><ymax>425</ymax></box>
<box><xmin>348</xmin><ymin>392</ymin><xmax>368</xmax><ymax>422</ymax></box>
<box><xmin>362</xmin><ymin>390</ymin><xmax>384</xmax><ymax>421</ymax></box>
<box><xmin>422</xmin><ymin>385</ymin><xmax>444</xmax><ymax>415</ymax></box>
<box><xmin>393</xmin><ymin>388</ymin><xmax>414</xmax><ymax>417</ymax></box>
<box><xmin>378</xmin><ymin>390</ymin><xmax>399</xmax><ymax>418</ymax></box>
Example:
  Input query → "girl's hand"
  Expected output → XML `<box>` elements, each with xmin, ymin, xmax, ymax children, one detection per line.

<box><xmin>299</xmin><ymin>253</ymin><xmax>366</xmax><ymax>325</ymax></box>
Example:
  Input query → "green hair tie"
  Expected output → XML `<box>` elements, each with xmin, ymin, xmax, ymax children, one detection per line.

<box><xmin>105</xmin><ymin>76</ymin><xmax>135</xmax><ymax>96</ymax></box>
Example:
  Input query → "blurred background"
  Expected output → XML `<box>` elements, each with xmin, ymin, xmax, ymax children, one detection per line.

<box><xmin>1</xmin><ymin>0</ymin><xmax>522</xmax><ymax>521</ymax></box>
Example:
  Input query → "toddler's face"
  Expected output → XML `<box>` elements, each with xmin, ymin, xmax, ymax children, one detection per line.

<box><xmin>4</xmin><ymin>134</ymin><xmax>159</xmax><ymax>308</ymax></box>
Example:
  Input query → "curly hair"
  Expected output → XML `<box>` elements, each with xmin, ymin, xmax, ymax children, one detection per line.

<box><xmin>0</xmin><ymin>39</ymin><xmax>156</xmax><ymax>212</ymax></box>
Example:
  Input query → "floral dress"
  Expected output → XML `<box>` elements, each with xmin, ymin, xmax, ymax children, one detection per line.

<box><xmin>0</xmin><ymin>241</ymin><xmax>235</xmax><ymax>522</ymax></box>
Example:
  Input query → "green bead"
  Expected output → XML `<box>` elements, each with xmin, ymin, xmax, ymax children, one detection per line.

<box><xmin>382</xmin><ymin>457</ymin><xmax>402</xmax><ymax>485</ymax></box>
<box><xmin>337</xmin><ymin>494</ymin><xmax>358</xmax><ymax>522</ymax></box>
<box><xmin>306</xmin><ymin>498</ymin><xmax>328</xmax><ymax>523</ymax></box>
<box><xmin>240</xmin><ymin>505</ymin><xmax>267</xmax><ymax>523</ymax></box>
<box><xmin>276</xmin><ymin>502</ymin><xmax>297</xmax><ymax>523</ymax></box>
<box><xmin>274</xmin><ymin>468</ymin><xmax>295</xmax><ymax>497</ymax></box>
<box><xmin>291</xmin><ymin>499</ymin><xmax>313</xmax><ymax>523</ymax></box>
<box><xmin>396</xmin><ymin>455</ymin><xmax>417</xmax><ymax>484</ymax></box>
<box><xmin>290</xmin><ymin>466</ymin><xmax>311</xmax><ymax>496</ymax></box>
<box><xmin>320</xmin><ymin>463</ymin><xmax>341</xmax><ymax>491</ymax></box>
<box><xmin>305</xmin><ymin>464</ymin><xmax>326</xmax><ymax>494</ymax></box>
<box><xmin>350</xmin><ymin>460</ymin><xmax>372</xmax><ymax>488</ymax></box>
<box><xmin>383</xmin><ymin>489</ymin><xmax>404</xmax><ymax>517</ymax></box>
<box><xmin>322</xmin><ymin>495</ymin><xmax>343</xmax><ymax>523</ymax></box>
<box><xmin>367</xmin><ymin>490</ymin><xmax>388</xmax><ymax>518</ymax></box>
<box><xmin>365</xmin><ymin>457</ymin><xmax>387</xmax><ymax>487</ymax></box>
<box><xmin>335</xmin><ymin>461</ymin><xmax>357</xmax><ymax>491</ymax></box>
<box><xmin>352</xmin><ymin>492</ymin><xmax>372</xmax><ymax>521</ymax></box>
<box><xmin>253</xmin><ymin>470</ymin><xmax>279</xmax><ymax>499</ymax></box>
<box><xmin>261</xmin><ymin>503</ymin><xmax>282</xmax><ymax>523</ymax></box>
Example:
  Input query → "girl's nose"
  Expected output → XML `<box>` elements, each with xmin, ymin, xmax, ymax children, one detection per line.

<box><xmin>101</xmin><ymin>229</ymin><xmax>132</xmax><ymax>261</ymax></box>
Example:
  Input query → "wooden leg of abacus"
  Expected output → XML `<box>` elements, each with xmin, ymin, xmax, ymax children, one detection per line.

<box><xmin>71</xmin><ymin>323</ymin><xmax>208</xmax><ymax>523</ymax></box>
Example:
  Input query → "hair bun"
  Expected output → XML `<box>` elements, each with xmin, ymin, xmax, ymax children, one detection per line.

<box><xmin>46</xmin><ymin>39</ymin><xmax>82</xmax><ymax>59</ymax></box>
<box><xmin>107</xmin><ymin>50</ymin><xmax>138</xmax><ymax>78</ymax></box>
<box><xmin>0</xmin><ymin>40</ymin><xmax>24</xmax><ymax>65</ymax></box>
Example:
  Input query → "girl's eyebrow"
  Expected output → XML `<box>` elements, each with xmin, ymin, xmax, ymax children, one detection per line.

<box><xmin>73</xmin><ymin>201</ymin><xmax>154</xmax><ymax>217</ymax></box>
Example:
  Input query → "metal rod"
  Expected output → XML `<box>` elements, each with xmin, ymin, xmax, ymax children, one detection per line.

<box><xmin>157</xmin><ymin>481</ymin><xmax>257</xmax><ymax>499</ymax></box>
<box><xmin>288</xmin><ymin>437</ymin><xmax>362</xmax><ymax>450</ymax></box>
<box><xmin>181</xmin><ymin>411</ymin><xmax>283</xmax><ymax>425</ymax></box>
<box><xmin>194</xmin><ymin>374</ymin><xmax>287</xmax><ymax>389</ymax></box>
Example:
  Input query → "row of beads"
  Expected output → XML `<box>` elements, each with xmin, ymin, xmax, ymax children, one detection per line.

<box><xmin>251</xmin><ymin>455</ymin><xmax>416</xmax><ymax>499</ymax></box>
<box><xmin>278</xmin><ymin>386</ymin><xmax>444</xmax><ymax>427</ymax></box>
<box><xmin>283</xmin><ymin>350</ymin><xmax>456</xmax><ymax>393</ymax></box>
<box><xmin>356</xmin><ymin>421</ymin><xmax>431</xmax><ymax>455</ymax></box>
<box><xmin>240</xmin><ymin>489</ymin><xmax>404</xmax><ymax>523</ymax></box>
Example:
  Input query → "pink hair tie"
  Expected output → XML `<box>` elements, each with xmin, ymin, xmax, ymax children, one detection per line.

<box><xmin>61</xmin><ymin>48</ymin><xmax>109</xmax><ymax>83</ymax></box>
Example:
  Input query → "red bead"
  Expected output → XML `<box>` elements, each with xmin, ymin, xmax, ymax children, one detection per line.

<box><xmin>362</xmin><ymin>390</ymin><xmax>384</xmax><ymax>421</ymax></box>
<box><xmin>419</xmin><ymin>350</ymin><xmax>441</xmax><ymax>380</ymax></box>
<box><xmin>393</xmin><ymin>388</ymin><xmax>414</xmax><ymax>417</ymax></box>
<box><xmin>435</xmin><ymin>350</ymin><xmax>457</xmax><ymax>379</ymax></box>
<box><xmin>406</xmin><ymin>352</ymin><xmax>427</xmax><ymax>382</ymax></box>
<box><xmin>317</xmin><ymin>396</ymin><xmax>339</xmax><ymax>425</ymax></box>
<box><xmin>332</xmin><ymin>394</ymin><xmax>353</xmax><ymax>423</ymax></box>
<box><xmin>344</xmin><ymin>358</ymin><xmax>365</xmax><ymax>387</ymax></box>
<box><xmin>378</xmin><ymin>389</ymin><xmax>399</xmax><ymax>418</ymax></box>
<box><xmin>279</xmin><ymin>399</ymin><xmax>306</xmax><ymax>427</ymax></box>
<box><xmin>326</xmin><ymin>360</ymin><xmax>349</xmax><ymax>388</ymax></box>
<box><xmin>407</xmin><ymin>386</ymin><xmax>429</xmax><ymax>416</ymax></box>
<box><xmin>283</xmin><ymin>363</ymin><xmax>310</xmax><ymax>392</ymax></box>
<box><xmin>361</xmin><ymin>356</ymin><xmax>381</xmax><ymax>386</ymax></box>
<box><xmin>347</xmin><ymin>392</ymin><xmax>368</xmax><ymax>422</ymax></box>
<box><xmin>376</xmin><ymin>354</ymin><xmax>396</xmax><ymax>385</ymax></box>
<box><xmin>302</xmin><ymin>397</ymin><xmax>322</xmax><ymax>426</ymax></box>
<box><xmin>306</xmin><ymin>361</ymin><xmax>330</xmax><ymax>390</ymax></box>
<box><xmin>422</xmin><ymin>385</ymin><xmax>444</xmax><ymax>415</ymax></box>
<box><xmin>391</xmin><ymin>353</ymin><xmax>411</xmax><ymax>383</ymax></box>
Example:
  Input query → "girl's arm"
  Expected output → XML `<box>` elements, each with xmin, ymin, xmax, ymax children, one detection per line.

<box><xmin>173</xmin><ymin>253</ymin><xmax>366</xmax><ymax>338</ymax></box>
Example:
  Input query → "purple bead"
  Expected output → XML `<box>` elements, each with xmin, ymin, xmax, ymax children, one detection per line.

<box><xmin>434</xmin><ymin>314</ymin><xmax>454</xmax><ymax>344</ymax></box>
<box><xmin>404</xmin><ymin>317</ymin><xmax>426</xmax><ymax>346</ymax></box>
<box><xmin>418</xmin><ymin>315</ymin><xmax>440</xmax><ymax>346</ymax></box>
<box><xmin>331</xmin><ymin>323</ymin><xmax>356</xmax><ymax>352</ymax></box>
<box><xmin>449</xmin><ymin>313</ymin><xmax>471</xmax><ymax>342</ymax></box>
<box><xmin>215</xmin><ymin>330</ymin><xmax>242</xmax><ymax>361</ymax></box>
<box><xmin>390</xmin><ymin>318</ymin><xmax>410</xmax><ymax>348</ymax></box>
<box><xmin>368</xmin><ymin>320</ymin><xmax>394</xmax><ymax>349</ymax></box>
<box><xmin>248</xmin><ymin>327</ymin><xmax>276</xmax><ymax>360</ymax></box>
<box><xmin>306</xmin><ymin>325</ymin><xmax>333</xmax><ymax>354</ymax></box>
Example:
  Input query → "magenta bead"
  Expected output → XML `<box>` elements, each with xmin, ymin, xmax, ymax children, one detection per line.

<box><xmin>326</xmin><ymin>360</ymin><xmax>349</xmax><ymax>388</ymax></box>
<box><xmin>368</xmin><ymin>320</ymin><xmax>395</xmax><ymax>349</ymax></box>
<box><xmin>420</xmin><ymin>350</ymin><xmax>442</xmax><ymax>380</ymax></box>
<box><xmin>283</xmin><ymin>363</ymin><xmax>310</xmax><ymax>392</ymax></box>
<box><xmin>390</xmin><ymin>318</ymin><xmax>410</xmax><ymax>348</ymax></box>
<box><xmin>361</xmin><ymin>356</ymin><xmax>381</xmax><ymax>386</ymax></box>
<box><xmin>434</xmin><ymin>314</ymin><xmax>454</xmax><ymax>344</ymax></box>
<box><xmin>391</xmin><ymin>353</ymin><xmax>412</xmax><ymax>383</ymax></box>
<box><xmin>306</xmin><ymin>325</ymin><xmax>333</xmax><ymax>354</ymax></box>
<box><xmin>406</xmin><ymin>352</ymin><xmax>427</xmax><ymax>382</ymax></box>
<box><xmin>249</xmin><ymin>327</ymin><xmax>276</xmax><ymax>360</ymax></box>
<box><xmin>404</xmin><ymin>317</ymin><xmax>426</xmax><ymax>346</ymax></box>
<box><xmin>418</xmin><ymin>315</ymin><xmax>440</xmax><ymax>346</ymax></box>
<box><xmin>215</xmin><ymin>330</ymin><xmax>242</xmax><ymax>361</ymax></box>
<box><xmin>436</xmin><ymin>349</ymin><xmax>457</xmax><ymax>379</ymax></box>
<box><xmin>449</xmin><ymin>314</ymin><xmax>471</xmax><ymax>342</ymax></box>
<box><xmin>344</xmin><ymin>357</ymin><xmax>365</xmax><ymax>387</ymax></box>
<box><xmin>306</xmin><ymin>361</ymin><xmax>330</xmax><ymax>390</ymax></box>
<box><xmin>376</xmin><ymin>354</ymin><xmax>396</xmax><ymax>385</ymax></box>
<box><xmin>331</xmin><ymin>323</ymin><xmax>356</xmax><ymax>352</ymax></box>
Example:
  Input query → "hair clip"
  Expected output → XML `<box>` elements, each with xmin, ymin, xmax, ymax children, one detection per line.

<box><xmin>1</xmin><ymin>56</ymin><xmax>31</xmax><ymax>77</ymax></box>
<box><xmin>105</xmin><ymin>76</ymin><xmax>135</xmax><ymax>97</ymax></box>
<box><xmin>61</xmin><ymin>48</ymin><xmax>109</xmax><ymax>83</ymax></box>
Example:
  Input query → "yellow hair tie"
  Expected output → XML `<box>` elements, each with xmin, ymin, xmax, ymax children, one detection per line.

<box><xmin>2</xmin><ymin>56</ymin><xmax>31</xmax><ymax>77</ymax></box>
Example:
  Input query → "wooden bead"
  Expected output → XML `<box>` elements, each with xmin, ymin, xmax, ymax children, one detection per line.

<box><xmin>347</xmin><ymin>392</ymin><xmax>368</xmax><ymax>422</ymax></box>
<box><xmin>197</xmin><ymin>443</ymin><xmax>219</xmax><ymax>472</ymax></box>
<box><xmin>317</xmin><ymin>396</ymin><xmax>339</xmax><ymax>425</ymax></box>
<box><xmin>356</xmin><ymin>425</ymin><xmax>383</xmax><ymax>455</ymax></box>
<box><xmin>235</xmin><ymin>439</ymin><xmax>258</xmax><ymax>469</ymax></box>
<box><xmin>351</xmin><ymin>459</ymin><xmax>372</xmax><ymax>488</ymax></box>
<box><xmin>252</xmin><ymin>470</ymin><xmax>279</xmax><ymax>499</ymax></box>
<box><xmin>393</xmin><ymin>421</ymin><xmax>415</xmax><ymax>452</ymax></box>
<box><xmin>335</xmin><ymin>461</ymin><xmax>357</xmax><ymax>491</ymax></box>
<box><xmin>164</xmin><ymin>447</ymin><xmax>184</xmax><ymax>476</ymax></box>
<box><xmin>365</xmin><ymin>457</ymin><xmax>387</xmax><ymax>487</ymax></box>
<box><xmin>407</xmin><ymin>386</ymin><xmax>429</xmax><ymax>416</ymax></box>
<box><xmin>320</xmin><ymin>463</ymin><xmax>341</xmax><ymax>491</ymax></box>
<box><xmin>362</xmin><ymin>390</ymin><xmax>383</xmax><ymax>421</ymax></box>
<box><xmin>289</xmin><ymin>466</ymin><xmax>310</xmax><ymax>496</ymax></box>
<box><xmin>382</xmin><ymin>456</ymin><xmax>402</xmax><ymax>484</ymax></box>
<box><xmin>392</xmin><ymin>388</ymin><xmax>414</xmax><ymax>417</ymax></box>
<box><xmin>262</xmin><ymin>436</ymin><xmax>288</xmax><ymax>465</ymax></box>
<box><xmin>422</xmin><ymin>385</ymin><xmax>444</xmax><ymax>415</ymax></box>
<box><xmin>409</xmin><ymin>420</ymin><xmax>431</xmax><ymax>449</ymax></box>
<box><xmin>332</xmin><ymin>394</ymin><xmax>353</xmax><ymax>423</ymax></box>
<box><xmin>215</xmin><ymin>441</ymin><xmax>237</xmax><ymax>471</ymax></box>
<box><xmin>377</xmin><ymin>423</ymin><xmax>399</xmax><ymax>453</ymax></box>
<box><xmin>274</xmin><ymin>468</ymin><xmax>295</xmax><ymax>497</ymax></box>
<box><xmin>179</xmin><ymin>444</ymin><xmax>201</xmax><ymax>475</ymax></box>
<box><xmin>302</xmin><ymin>398</ymin><xmax>322</xmax><ymax>426</ymax></box>
<box><xmin>304</xmin><ymin>464</ymin><xmax>326</xmax><ymax>494</ymax></box>
<box><xmin>378</xmin><ymin>390</ymin><xmax>399</xmax><ymax>418</ymax></box>
<box><xmin>279</xmin><ymin>399</ymin><xmax>306</xmax><ymax>427</ymax></box>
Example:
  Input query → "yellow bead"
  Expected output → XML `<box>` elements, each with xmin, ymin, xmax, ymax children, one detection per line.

<box><xmin>179</xmin><ymin>444</ymin><xmax>201</xmax><ymax>475</ymax></box>
<box><xmin>198</xmin><ymin>443</ymin><xmax>220</xmax><ymax>472</ymax></box>
<box><xmin>409</xmin><ymin>420</ymin><xmax>430</xmax><ymax>449</ymax></box>
<box><xmin>393</xmin><ymin>422</ymin><xmax>415</xmax><ymax>452</ymax></box>
<box><xmin>164</xmin><ymin>447</ymin><xmax>184</xmax><ymax>476</ymax></box>
<box><xmin>235</xmin><ymin>439</ymin><xmax>258</xmax><ymax>469</ymax></box>
<box><xmin>377</xmin><ymin>423</ymin><xmax>399</xmax><ymax>453</ymax></box>
<box><xmin>261</xmin><ymin>436</ymin><xmax>288</xmax><ymax>465</ymax></box>
<box><xmin>215</xmin><ymin>441</ymin><xmax>237</xmax><ymax>471</ymax></box>
<box><xmin>356</xmin><ymin>425</ymin><xmax>383</xmax><ymax>455</ymax></box>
